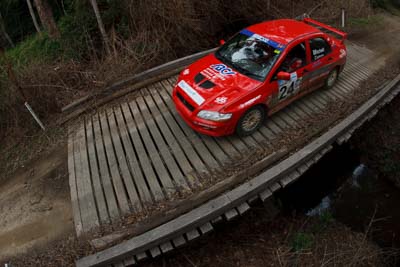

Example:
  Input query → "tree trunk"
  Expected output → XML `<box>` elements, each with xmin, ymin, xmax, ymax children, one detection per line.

<box><xmin>26</xmin><ymin>0</ymin><xmax>42</xmax><ymax>34</ymax></box>
<box><xmin>33</xmin><ymin>0</ymin><xmax>60</xmax><ymax>38</ymax></box>
<box><xmin>89</xmin><ymin>0</ymin><xmax>111</xmax><ymax>54</ymax></box>
<box><xmin>0</xmin><ymin>11</ymin><xmax>14</xmax><ymax>47</ymax></box>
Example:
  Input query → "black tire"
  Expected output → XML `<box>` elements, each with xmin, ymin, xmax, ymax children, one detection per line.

<box><xmin>324</xmin><ymin>68</ymin><xmax>339</xmax><ymax>89</ymax></box>
<box><xmin>236</xmin><ymin>106</ymin><xmax>265</xmax><ymax>137</ymax></box>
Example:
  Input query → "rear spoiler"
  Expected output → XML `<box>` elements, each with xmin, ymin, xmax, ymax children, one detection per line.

<box><xmin>303</xmin><ymin>18</ymin><xmax>348</xmax><ymax>42</ymax></box>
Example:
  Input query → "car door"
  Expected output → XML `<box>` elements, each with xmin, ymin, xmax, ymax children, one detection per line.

<box><xmin>267</xmin><ymin>41</ymin><xmax>311</xmax><ymax>113</ymax></box>
<box><xmin>307</xmin><ymin>36</ymin><xmax>334</xmax><ymax>90</ymax></box>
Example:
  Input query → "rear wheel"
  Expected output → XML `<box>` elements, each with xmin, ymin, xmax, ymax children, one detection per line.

<box><xmin>324</xmin><ymin>68</ymin><xmax>339</xmax><ymax>89</ymax></box>
<box><xmin>236</xmin><ymin>106</ymin><xmax>265</xmax><ymax>137</ymax></box>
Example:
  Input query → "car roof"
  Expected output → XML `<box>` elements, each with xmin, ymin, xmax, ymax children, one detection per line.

<box><xmin>246</xmin><ymin>19</ymin><xmax>320</xmax><ymax>45</ymax></box>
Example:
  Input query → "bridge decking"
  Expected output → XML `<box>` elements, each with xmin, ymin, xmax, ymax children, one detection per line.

<box><xmin>68</xmin><ymin>42</ymin><xmax>378</xmax><ymax>235</ymax></box>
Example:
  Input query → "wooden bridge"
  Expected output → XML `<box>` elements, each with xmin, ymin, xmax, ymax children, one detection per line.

<box><xmin>66</xmin><ymin>41</ymin><xmax>400</xmax><ymax>266</ymax></box>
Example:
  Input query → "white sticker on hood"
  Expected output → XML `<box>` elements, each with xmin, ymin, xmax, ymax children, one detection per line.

<box><xmin>215</xmin><ymin>96</ymin><xmax>228</xmax><ymax>104</ymax></box>
<box><xmin>178</xmin><ymin>80</ymin><xmax>205</xmax><ymax>106</ymax></box>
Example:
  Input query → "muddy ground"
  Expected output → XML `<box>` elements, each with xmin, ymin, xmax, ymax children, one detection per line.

<box><xmin>0</xmin><ymin>147</ymin><xmax>74</xmax><ymax>261</ymax></box>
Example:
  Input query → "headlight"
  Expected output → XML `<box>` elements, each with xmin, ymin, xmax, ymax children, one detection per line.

<box><xmin>197</xmin><ymin>110</ymin><xmax>232</xmax><ymax>121</ymax></box>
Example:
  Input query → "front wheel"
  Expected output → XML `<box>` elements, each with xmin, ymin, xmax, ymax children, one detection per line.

<box><xmin>236</xmin><ymin>106</ymin><xmax>265</xmax><ymax>137</ymax></box>
<box><xmin>324</xmin><ymin>68</ymin><xmax>339</xmax><ymax>89</ymax></box>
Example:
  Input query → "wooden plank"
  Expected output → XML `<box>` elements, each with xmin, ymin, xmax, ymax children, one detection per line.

<box><xmin>67</xmin><ymin>129</ymin><xmax>83</xmax><ymax>236</ymax></box>
<box><xmin>211</xmin><ymin>216</ymin><xmax>223</xmax><ymax>224</ymax></box>
<box><xmin>149</xmin><ymin>247</ymin><xmax>161</xmax><ymax>258</ymax></box>
<box><xmin>122</xmin><ymin>103</ymin><xmax>165</xmax><ymax>202</ymax></box>
<box><xmin>150</xmin><ymin>83</ymin><xmax>208</xmax><ymax>175</ymax></box>
<box><xmin>265</xmin><ymin>117</ymin><xmax>283</xmax><ymax>134</ymax></box>
<box><xmin>85</xmin><ymin>117</ymin><xmax>110</xmax><ymax>224</ymax></box>
<box><xmin>302</xmin><ymin>96</ymin><xmax>322</xmax><ymax>113</ymax></box>
<box><xmin>172</xmin><ymin>236</ymin><xmax>186</xmax><ymax>247</ymax></box>
<box><xmin>307</xmin><ymin>95</ymin><xmax>325</xmax><ymax>110</ymax></box>
<box><xmin>137</xmin><ymin>95</ymin><xmax>190</xmax><ymax>191</ymax></box>
<box><xmin>158</xmin><ymin>81</ymin><xmax>220</xmax><ymax>170</ymax></box>
<box><xmin>123</xmin><ymin>257</ymin><xmax>136</xmax><ymax>266</ymax></box>
<box><xmin>160</xmin><ymin>242</ymin><xmax>174</xmax><ymax>253</ymax></box>
<box><xmin>186</xmin><ymin>229</ymin><xmax>200</xmax><ymax>240</ymax></box>
<box><xmin>285</xmin><ymin>106</ymin><xmax>302</xmax><ymax>122</ymax></box>
<box><xmin>199</xmin><ymin>222</ymin><xmax>213</xmax><ymax>234</ymax></box>
<box><xmin>200</xmin><ymin>135</ymin><xmax>230</xmax><ymax>166</ymax></box>
<box><xmin>135</xmin><ymin>252</ymin><xmax>147</xmax><ymax>261</ymax></box>
<box><xmin>227</xmin><ymin>135</ymin><xmax>249</xmax><ymax>154</ymax></box>
<box><xmin>295</xmin><ymin>100</ymin><xmax>314</xmax><ymax>115</ymax></box>
<box><xmin>312</xmin><ymin>93</ymin><xmax>328</xmax><ymax>106</ymax></box>
<box><xmin>100</xmin><ymin>111</ymin><xmax>131</xmax><ymax>214</ymax></box>
<box><xmin>108</xmin><ymin>110</ymin><xmax>142</xmax><ymax>212</ymax></box>
<box><xmin>145</xmin><ymin>86</ymin><xmax>197</xmax><ymax>188</ymax></box>
<box><xmin>258</xmin><ymin>125</ymin><xmax>276</xmax><ymax>142</ymax></box>
<box><xmin>269</xmin><ymin>182</ymin><xmax>281</xmax><ymax>192</ymax></box>
<box><xmin>130</xmin><ymin>99</ymin><xmax>176</xmax><ymax>196</ymax></box>
<box><xmin>259</xmin><ymin>189</ymin><xmax>272</xmax><ymax>202</ymax></box>
<box><xmin>239</xmin><ymin>134</ymin><xmax>261</xmax><ymax>149</ymax></box>
<box><xmin>236</xmin><ymin>202</ymin><xmax>250</xmax><ymax>215</ymax></box>
<box><xmin>277</xmin><ymin>110</ymin><xmax>297</xmax><ymax>127</ymax></box>
<box><xmin>77</xmin><ymin>122</ymin><xmax>100</xmax><ymax>231</ymax></box>
<box><xmin>289</xmin><ymin>102</ymin><xmax>310</xmax><ymax>118</ymax></box>
<box><xmin>251</xmin><ymin>130</ymin><xmax>268</xmax><ymax>145</ymax></box>
<box><xmin>214</xmin><ymin>137</ymin><xmax>241</xmax><ymax>160</ymax></box>
<box><xmin>270</xmin><ymin>114</ymin><xmax>289</xmax><ymax>129</ymax></box>
<box><xmin>115</xmin><ymin>106</ymin><xmax>153</xmax><ymax>205</ymax></box>
<box><xmin>92</xmin><ymin>114</ymin><xmax>120</xmax><ymax>219</ymax></box>
<box><xmin>224</xmin><ymin>208</ymin><xmax>239</xmax><ymax>221</ymax></box>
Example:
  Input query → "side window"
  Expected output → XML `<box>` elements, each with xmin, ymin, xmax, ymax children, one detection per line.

<box><xmin>276</xmin><ymin>42</ymin><xmax>307</xmax><ymax>75</ymax></box>
<box><xmin>309</xmin><ymin>37</ymin><xmax>331</xmax><ymax>61</ymax></box>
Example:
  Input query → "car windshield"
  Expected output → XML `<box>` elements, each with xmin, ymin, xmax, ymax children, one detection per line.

<box><xmin>215</xmin><ymin>31</ymin><xmax>284</xmax><ymax>81</ymax></box>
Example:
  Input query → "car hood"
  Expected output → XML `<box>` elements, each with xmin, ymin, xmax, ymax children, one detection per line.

<box><xmin>177</xmin><ymin>54</ymin><xmax>261</xmax><ymax>111</ymax></box>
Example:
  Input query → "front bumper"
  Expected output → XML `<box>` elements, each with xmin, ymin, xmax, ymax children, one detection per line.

<box><xmin>172</xmin><ymin>89</ymin><xmax>236</xmax><ymax>137</ymax></box>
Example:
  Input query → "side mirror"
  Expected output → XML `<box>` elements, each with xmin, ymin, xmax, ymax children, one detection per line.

<box><xmin>219</xmin><ymin>39</ymin><xmax>225</xmax><ymax>45</ymax></box>
<box><xmin>276</xmin><ymin>71</ymin><xmax>291</xmax><ymax>80</ymax></box>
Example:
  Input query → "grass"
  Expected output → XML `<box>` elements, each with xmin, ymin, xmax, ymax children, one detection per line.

<box><xmin>5</xmin><ymin>34</ymin><xmax>62</xmax><ymax>67</ymax></box>
<box><xmin>291</xmin><ymin>232</ymin><xmax>314</xmax><ymax>252</ymax></box>
<box><xmin>348</xmin><ymin>14</ymin><xmax>384</xmax><ymax>27</ymax></box>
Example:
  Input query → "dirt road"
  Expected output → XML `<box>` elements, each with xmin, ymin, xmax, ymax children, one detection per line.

<box><xmin>0</xmin><ymin>148</ymin><xmax>73</xmax><ymax>261</ymax></box>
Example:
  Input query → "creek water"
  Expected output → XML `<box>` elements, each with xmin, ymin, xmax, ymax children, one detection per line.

<box><xmin>276</xmin><ymin>143</ymin><xmax>400</xmax><ymax>250</ymax></box>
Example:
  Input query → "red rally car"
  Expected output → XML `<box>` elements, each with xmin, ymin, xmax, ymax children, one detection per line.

<box><xmin>172</xmin><ymin>18</ymin><xmax>347</xmax><ymax>137</ymax></box>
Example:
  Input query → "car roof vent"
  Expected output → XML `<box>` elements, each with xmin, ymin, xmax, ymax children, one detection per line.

<box><xmin>194</xmin><ymin>73</ymin><xmax>205</xmax><ymax>84</ymax></box>
<box><xmin>199</xmin><ymin>80</ymin><xmax>216</xmax><ymax>89</ymax></box>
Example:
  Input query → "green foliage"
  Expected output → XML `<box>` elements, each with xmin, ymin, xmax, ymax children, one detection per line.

<box><xmin>319</xmin><ymin>210</ymin><xmax>334</xmax><ymax>226</ymax></box>
<box><xmin>291</xmin><ymin>232</ymin><xmax>314</xmax><ymax>252</ymax></box>
<box><xmin>348</xmin><ymin>15</ymin><xmax>384</xmax><ymax>27</ymax></box>
<box><xmin>5</xmin><ymin>33</ymin><xmax>62</xmax><ymax>66</ymax></box>
<box><xmin>4</xmin><ymin>5</ymin><xmax>99</xmax><ymax>65</ymax></box>
<box><xmin>58</xmin><ymin>11</ymin><xmax>98</xmax><ymax>59</ymax></box>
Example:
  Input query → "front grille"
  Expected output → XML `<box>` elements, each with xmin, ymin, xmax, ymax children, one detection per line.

<box><xmin>177</xmin><ymin>91</ymin><xmax>195</xmax><ymax>112</ymax></box>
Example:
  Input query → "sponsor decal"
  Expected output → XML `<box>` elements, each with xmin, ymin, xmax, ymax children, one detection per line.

<box><xmin>278</xmin><ymin>72</ymin><xmax>302</xmax><ymax>101</ymax></box>
<box><xmin>178</xmin><ymin>80</ymin><xmax>205</xmax><ymax>106</ymax></box>
<box><xmin>201</xmin><ymin>64</ymin><xmax>236</xmax><ymax>81</ymax></box>
<box><xmin>211</xmin><ymin>64</ymin><xmax>236</xmax><ymax>75</ymax></box>
<box><xmin>183</xmin><ymin>69</ymin><xmax>190</xmax><ymax>75</ymax></box>
<box><xmin>312</xmin><ymin>60</ymin><xmax>322</xmax><ymax>68</ymax></box>
<box><xmin>215</xmin><ymin>96</ymin><xmax>228</xmax><ymax>104</ymax></box>
<box><xmin>240</xmin><ymin>29</ymin><xmax>286</xmax><ymax>51</ymax></box>
<box><xmin>240</xmin><ymin>95</ymin><xmax>262</xmax><ymax>108</ymax></box>
<box><xmin>339</xmin><ymin>49</ymin><xmax>347</xmax><ymax>59</ymax></box>
<box><xmin>312</xmin><ymin>48</ymin><xmax>325</xmax><ymax>56</ymax></box>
